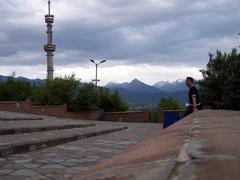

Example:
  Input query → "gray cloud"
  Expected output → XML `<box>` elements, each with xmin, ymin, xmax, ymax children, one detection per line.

<box><xmin>0</xmin><ymin>0</ymin><xmax>239</xmax><ymax>68</ymax></box>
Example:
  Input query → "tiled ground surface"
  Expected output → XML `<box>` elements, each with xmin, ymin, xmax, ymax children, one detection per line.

<box><xmin>0</xmin><ymin>111</ymin><xmax>162</xmax><ymax>180</ymax></box>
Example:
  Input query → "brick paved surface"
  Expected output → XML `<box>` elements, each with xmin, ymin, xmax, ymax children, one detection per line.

<box><xmin>72</xmin><ymin>110</ymin><xmax>240</xmax><ymax>180</ymax></box>
<box><xmin>0</xmin><ymin>111</ymin><xmax>162</xmax><ymax>180</ymax></box>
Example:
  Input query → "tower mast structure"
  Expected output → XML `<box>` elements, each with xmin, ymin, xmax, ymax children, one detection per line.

<box><xmin>44</xmin><ymin>0</ymin><xmax>56</xmax><ymax>79</ymax></box>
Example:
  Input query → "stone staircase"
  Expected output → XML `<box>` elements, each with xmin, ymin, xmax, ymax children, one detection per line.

<box><xmin>0</xmin><ymin>111</ymin><xmax>127</xmax><ymax>157</ymax></box>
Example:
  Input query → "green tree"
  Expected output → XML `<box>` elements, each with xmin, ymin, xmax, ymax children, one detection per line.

<box><xmin>109</xmin><ymin>90</ymin><xmax>129</xmax><ymax>111</ymax></box>
<box><xmin>70</xmin><ymin>83</ymin><xmax>100</xmax><ymax>111</ymax></box>
<box><xmin>199</xmin><ymin>49</ymin><xmax>240</xmax><ymax>110</ymax></box>
<box><xmin>0</xmin><ymin>73</ymin><xmax>129</xmax><ymax>112</ymax></box>
<box><xmin>158</xmin><ymin>97</ymin><xmax>180</xmax><ymax>110</ymax></box>
<box><xmin>31</xmin><ymin>74</ymin><xmax>78</xmax><ymax>106</ymax></box>
<box><xmin>0</xmin><ymin>77</ymin><xmax>32</xmax><ymax>101</ymax></box>
<box><xmin>99</xmin><ymin>89</ymin><xmax>129</xmax><ymax>112</ymax></box>
<box><xmin>71</xmin><ymin>85</ymin><xmax>129</xmax><ymax>112</ymax></box>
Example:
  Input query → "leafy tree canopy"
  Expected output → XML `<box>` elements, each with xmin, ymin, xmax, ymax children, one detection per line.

<box><xmin>158</xmin><ymin>97</ymin><xmax>180</xmax><ymax>110</ymax></box>
<box><xmin>198</xmin><ymin>48</ymin><xmax>240</xmax><ymax>110</ymax></box>
<box><xmin>0</xmin><ymin>73</ymin><xmax>129</xmax><ymax>112</ymax></box>
<box><xmin>0</xmin><ymin>76</ymin><xmax>31</xmax><ymax>101</ymax></box>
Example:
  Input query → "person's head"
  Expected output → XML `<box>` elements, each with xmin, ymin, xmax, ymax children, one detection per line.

<box><xmin>186</xmin><ymin>77</ymin><xmax>194</xmax><ymax>87</ymax></box>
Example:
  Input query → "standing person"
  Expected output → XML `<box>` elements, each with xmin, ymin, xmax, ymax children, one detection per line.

<box><xmin>183</xmin><ymin>77</ymin><xmax>202</xmax><ymax>118</ymax></box>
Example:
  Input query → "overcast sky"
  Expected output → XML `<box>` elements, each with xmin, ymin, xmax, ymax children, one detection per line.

<box><xmin>0</xmin><ymin>0</ymin><xmax>239</xmax><ymax>85</ymax></box>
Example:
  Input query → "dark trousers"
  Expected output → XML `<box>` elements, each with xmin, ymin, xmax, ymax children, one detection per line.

<box><xmin>182</xmin><ymin>107</ymin><xmax>193</xmax><ymax>118</ymax></box>
<box><xmin>182</xmin><ymin>104</ymin><xmax>202</xmax><ymax>118</ymax></box>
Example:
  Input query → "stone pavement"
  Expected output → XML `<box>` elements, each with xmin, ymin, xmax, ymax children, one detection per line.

<box><xmin>72</xmin><ymin>110</ymin><xmax>240</xmax><ymax>180</ymax></box>
<box><xmin>0</xmin><ymin>111</ymin><xmax>162</xmax><ymax>180</ymax></box>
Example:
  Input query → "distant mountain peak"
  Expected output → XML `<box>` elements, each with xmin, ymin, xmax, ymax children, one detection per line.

<box><xmin>153</xmin><ymin>79</ymin><xmax>187</xmax><ymax>92</ymax></box>
<box><xmin>130</xmin><ymin>79</ymin><xmax>145</xmax><ymax>85</ymax></box>
<box><xmin>131</xmin><ymin>78</ymin><xmax>141</xmax><ymax>82</ymax></box>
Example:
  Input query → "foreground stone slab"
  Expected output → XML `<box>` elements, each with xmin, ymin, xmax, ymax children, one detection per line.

<box><xmin>72</xmin><ymin>110</ymin><xmax>240</xmax><ymax>180</ymax></box>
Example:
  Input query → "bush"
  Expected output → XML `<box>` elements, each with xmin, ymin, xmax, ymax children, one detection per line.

<box><xmin>99</xmin><ymin>89</ymin><xmax>129</xmax><ymax>112</ymax></box>
<box><xmin>70</xmin><ymin>85</ymin><xmax>129</xmax><ymax>112</ymax></box>
<box><xmin>31</xmin><ymin>75</ymin><xmax>128</xmax><ymax>112</ymax></box>
<box><xmin>31</xmin><ymin>75</ymin><xmax>78</xmax><ymax>106</ymax></box>
<box><xmin>70</xmin><ymin>83</ymin><xmax>100</xmax><ymax>111</ymax></box>
<box><xmin>148</xmin><ymin>110</ymin><xmax>158</xmax><ymax>123</ymax></box>
<box><xmin>0</xmin><ymin>77</ymin><xmax>32</xmax><ymax>101</ymax></box>
<box><xmin>0</xmin><ymin>73</ymin><xmax>129</xmax><ymax>112</ymax></box>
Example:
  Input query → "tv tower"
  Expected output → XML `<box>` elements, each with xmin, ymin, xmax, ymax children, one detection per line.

<box><xmin>44</xmin><ymin>0</ymin><xmax>56</xmax><ymax>79</ymax></box>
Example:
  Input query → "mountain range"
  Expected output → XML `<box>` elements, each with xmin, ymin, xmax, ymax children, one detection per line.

<box><xmin>0</xmin><ymin>75</ymin><xmax>188</xmax><ymax>107</ymax></box>
<box><xmin>106</xmin><ymin>79</ymin><xmax>187</xmax><ymax>92</ymax></box>
<box><xmin>0</xmin><ymin>75</ymin><xmax>44</xmax><ymax>86</ymax></box>
<box><xmin>105</xmin><ymin>79</ymin><xmax>188</xmax><ymax>107</ymax></box>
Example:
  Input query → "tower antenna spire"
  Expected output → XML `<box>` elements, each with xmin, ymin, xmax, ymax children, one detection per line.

<box><xmin>48</xmin><ymin>0</ymin><xmax>51</xmax><ymax>15</ymax></box>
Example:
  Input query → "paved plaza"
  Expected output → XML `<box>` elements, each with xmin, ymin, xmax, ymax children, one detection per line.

<box><xmin>72</xmin><ymin>110</ymin><xmax>240</xmax><ymax>180</ymax></box>
<box><xmin>0</xmin><ymin>111</ymin><xmax>162</xmax><ymax>180</ymax></box>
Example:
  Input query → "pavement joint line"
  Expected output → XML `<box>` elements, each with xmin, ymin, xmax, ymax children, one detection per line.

<box><xmin>0</xmin><ymin>123</ymin><xmax>95</xmax><ymax>135</ymax></box>
<box><xmin>168</xmin><ymin>113</ymin><xmax>200</xmax><ymax>180</ymax></box>
<box><xmin>0</xmin><ymin>157</ymin><xmax>16</xmax><ymax>176</ymax></box>
<box><xmin>0</xmin><ymin>126</ymin><xmax>128</xmax><ymax>157</ymax></box>
<box><xmin>4</xmin><ymin>151</ymin><xmax>70</xmax><ymax>180</ymax></box>
<box><xmin>2</xmin><ymin>157</ymin><xmax>53</xmax><ymax>180</ymax></box>
<box><xmin>14</xmin><ymin>168</ymin><xmax>53</xmax><ymax>180</ymax></box>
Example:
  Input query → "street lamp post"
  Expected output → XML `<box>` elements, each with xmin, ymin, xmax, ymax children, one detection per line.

<box><xmin>90</xmin><ymin>59</ymin><xmax>106</xmax><ymax>87</ymax></box>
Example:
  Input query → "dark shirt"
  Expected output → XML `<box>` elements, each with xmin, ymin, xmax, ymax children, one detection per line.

<box><xmin>189</xmin><ymin>86</ymin><xmax>200</xmax><ymax>105</ymax></box>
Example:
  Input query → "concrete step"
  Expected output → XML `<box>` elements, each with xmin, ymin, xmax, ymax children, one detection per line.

<box><xmin>0</xmin><ymin>125</ymin><xmax>128</xmax><ymax>157</ymax></box>
<box><xmin>0</xmin><ymin>111</ymin><xmax>44</xmax><ymax>120</ymax></box>
<box><xmin>0</xmin><ymin>123</ymin><xmax>95</xmax><ymax>135</ymax></box>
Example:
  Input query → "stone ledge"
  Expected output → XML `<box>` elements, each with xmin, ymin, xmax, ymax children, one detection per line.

<box><xmin>72</xmin><ymin>110</ymin><xmax>240</xmax><ymax>180</ymax></box>
<box><xmin>0</xmin><ymin>123</ymin><xmax>95</xmax><ymax>135</ymax></box>
<box><xmin>0</xmin><ymin>117</ymin><xmax>43</xmax><ymax>121</ymax></box>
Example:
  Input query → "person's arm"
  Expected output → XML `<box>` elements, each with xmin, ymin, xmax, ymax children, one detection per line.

<box><xmin>192</xmin><ymin>95</ymin><xmax>197</xmax><ymax>112</ymax></box>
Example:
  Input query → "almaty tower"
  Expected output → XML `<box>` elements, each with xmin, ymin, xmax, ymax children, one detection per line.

<box><xmin>44</xmin><ymin>0</ymin><xmax>56</xmax><ymax>79</ymax></box>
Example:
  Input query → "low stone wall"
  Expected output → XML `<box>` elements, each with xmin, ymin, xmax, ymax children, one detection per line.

<box><xmin>0</xmin><ymin>101</ymin><xmax>189</xmax><ymax>123</ymax></box>
<box><xmin>67</xmin><ymin>112</ymin><xmax>101</xmax><ymax>120</ymax></box>
<box><xmin>0</xmin><ymin>101</ymin><xmax>149</xmax><ymax>122</ymax></box>
<box><xmin>104</xmin><ymin>110</ymin><xmax>149</xmax><ymax>123</ymax></box>
<box><xmin>0</xmin><ymin>101</ymin><xmax>32</xmax><ymax>113</ymax></box>
<box><xmin>29</xmin><ymin>105</ymin><xmax>67</xmax><ymax>117</ymax></box>
<box><xmin>0</xmin><ymin>101</ymin><xmax>100</xmax><ymax>120</ymax></box>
